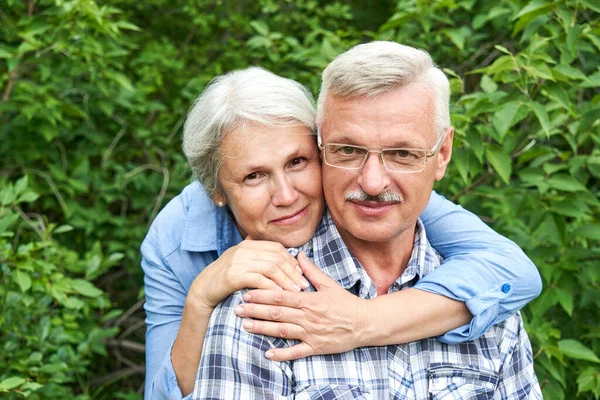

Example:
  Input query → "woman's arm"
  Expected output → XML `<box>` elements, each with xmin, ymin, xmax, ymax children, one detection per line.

<box><xmin>417</xmin><ymin>191</ymin><xmax>542</xmax><ymax>342</ymax></box>
<box><xmin>143</xmin><ymin>236</ymin><xmax>306</xmax><ymax>398</ymax></box>
<box><xmin>235</xmin><ymin>193</ymin><xmax>542</xmax><ymax>360</ymax></box>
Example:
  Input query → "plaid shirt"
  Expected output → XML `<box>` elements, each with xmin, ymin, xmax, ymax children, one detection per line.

<box><xmin>192</xmin><ymin>211</ymin><xmax>541</xmax><ymax>399</ymax></box>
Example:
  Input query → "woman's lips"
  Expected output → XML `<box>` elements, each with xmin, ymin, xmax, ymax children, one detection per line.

<box><xmin>270</xmin><ymin>205</ymin><xmax>309</xmax><ymax>226</ymax></box>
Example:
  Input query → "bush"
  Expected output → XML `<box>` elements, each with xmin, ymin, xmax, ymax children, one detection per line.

<box><xmin>1</xmin><ymin>0</ymin><xmax>598</xmax><ymax>398</ymax></box>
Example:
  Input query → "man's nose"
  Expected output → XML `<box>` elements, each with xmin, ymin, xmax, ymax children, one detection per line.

<box><xmin>271</xmin><ymin>174</ymin><xmax>299</xmax><ymax>206</ymax></box>
<box><xmin>357</xmin><ymin>152</ymin><xmax>391</xmax><ymax>196</ymax></box>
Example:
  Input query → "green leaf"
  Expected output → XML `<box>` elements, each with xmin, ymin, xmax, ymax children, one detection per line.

<box><xmin>546</xmin><ymin>174</ymin><xmax>587</xmax><ymax>192</ymax></box>
<box><xmin>575</xmin><ymin>224</ymin><xmax>600</xmax><ymax>241</ymax></box>
<box><xmin>492</xmin><ymin>101</ymin><xmax>520</xmax><ymax>138</ymax></box>
<box><xmin>487</xmin><ymin>146</ymin><xmax>512</xmax><ymax>184</ymax></box>
<box><xmin>0</xmin><ymin>212</ymin><xmax>20</xmax><ymax>233</ymax></box>
<box><xmin>63</xmin><ymin>297</ymin><xmax>85</xmax><ymax>309</ymax></box>
<box><xmin>249</xmin><ymin>20</ymin><xmax>269</xmax><ymax>36</ymax></box>
<box><xmin>53</xmin><ymin>225</ymin><xmax>74</xmax><ymax>234</ymax></box>
<box><xmin>443</xmin><ymin>27</ymin><xmax>470</xmax><ymax>51</ymax></box>
<box><xmin>558</xmin><ymin>339</ymin><xmax>600</xmax><ymax>363</ymax></box>
<box><xmin>14</xmin><ymin>175</ymin><xmax>28</xmax><ymax>195</ymax></box>
<box><xmin>17</xmin><ymin>191</ymin><xmax>39</xmax><ymax>203</ymax></box>
<box><xmin>513</xmin><ymin>0</ymin><xmax>552</xmax><ymax>21</ymax></box>
<box><xmin>0</xmin><ymin>377</ymin><xmax>26</xmax><ymax>391</ymax></box>
<box><xmin>528</xmin><ymin>101</ymin><xmax>551</xmax><ymax>137</ymax></box>
<box><xmin>556</xmin><ymin>288</ymin><xmax>573</xmax><ymax>316</ymax></box>
<box><xmin>480</xmin><ymin>75</ymin><xmax>497</xmax><ymax>93</ymax></box>
<box><xmin>13</xmin><ymin>270</ymin><xmax>32</xmax><ymax>292</ymax></box>
<box><xmin>553</xmin><ymin>65</ymin><xmax>587</xmax><ymax>80</ymax></box>
<box><xmin>70</xmin><ymin>279</ymin><xmax>103</xmax><ymax>298</ymax></box>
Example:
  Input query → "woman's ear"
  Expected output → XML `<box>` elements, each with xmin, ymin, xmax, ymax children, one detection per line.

<box><xmin>212</xmin><ymin>192</ymin><xmax>227</xmax><ymax>207</ymax></box>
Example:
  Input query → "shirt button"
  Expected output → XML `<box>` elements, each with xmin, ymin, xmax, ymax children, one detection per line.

<box><xmin>501</xmin><ymin>283</ymin><xmax>511</xmax><ymax>293</ymax></box>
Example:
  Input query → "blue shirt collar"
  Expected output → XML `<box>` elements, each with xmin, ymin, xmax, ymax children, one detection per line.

<box><xmin>180</xmin><ymin>181</ymin><xmax>242</xmax><ymax>255</ymax></box>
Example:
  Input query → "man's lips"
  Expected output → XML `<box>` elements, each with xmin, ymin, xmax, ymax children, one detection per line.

<box><xmin>270</xmin><ymin>205</ymin><xmax>309</xmax><ymax>225</ymax></box>
<box><xmin>349</xmin><ymin>200</ymin><xmax>399</xmax><ymax>207</ymax></box>
<box><xmin>349</xmin><ymin>200</ymin><xmax>398</xmax><ymax>217</ymax></box>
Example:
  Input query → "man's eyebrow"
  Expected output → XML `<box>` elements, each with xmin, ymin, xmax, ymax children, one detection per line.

<box><xmin>325</xmin><ymin>135</ymin><xmax>423</xmax><ymax>148</ymax></box>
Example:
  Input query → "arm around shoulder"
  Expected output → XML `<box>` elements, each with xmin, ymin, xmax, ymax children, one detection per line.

<box><xmin>417</xmin><ymin>191</ymin><xmax>542</xmax><ymax>342</ymax></box>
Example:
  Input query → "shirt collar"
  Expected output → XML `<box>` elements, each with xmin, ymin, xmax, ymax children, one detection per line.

<box><xmin>303</xmin><ymin>210</ymin><xmax>441</xmax><ymax>295</ymax></box>
<box><xmin>180</xmin><ymin>181</ymin><xmax>242</xmax><ymax>255</ymax></box>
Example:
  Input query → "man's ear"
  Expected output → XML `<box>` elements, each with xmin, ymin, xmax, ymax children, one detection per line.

<box><xmin>212</xmin><ymin>192</ymin><xmax>227</xmax><ymax>207</ymax></box>
<box><xmin>434</xmin><ymin>127</ymin><xmax>454</xmax><ymax>181</ymax></box>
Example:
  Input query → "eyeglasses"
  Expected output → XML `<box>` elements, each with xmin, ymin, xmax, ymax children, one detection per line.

<box><xmin>317</xmin><ymin>132</ymin><xmax>446</xmax><ymax>173</ymax></box>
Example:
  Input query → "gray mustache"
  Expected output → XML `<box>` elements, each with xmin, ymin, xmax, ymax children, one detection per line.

<box><xmin>345</xmin><ymin>191</ymin><xmax>403</xmax><ymax>203</ymax></box>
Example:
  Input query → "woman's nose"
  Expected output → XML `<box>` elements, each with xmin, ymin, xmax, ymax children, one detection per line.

<box><xmin>271</xmin><ymin>175</ymin><xmax>299</xmax><ymax>206</ymax></box>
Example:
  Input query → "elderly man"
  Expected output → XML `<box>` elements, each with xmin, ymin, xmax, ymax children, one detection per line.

<box><xmin>191</xmin><ymin>41</ymin><xmax>541</xmax><ymax>399</ymax></box>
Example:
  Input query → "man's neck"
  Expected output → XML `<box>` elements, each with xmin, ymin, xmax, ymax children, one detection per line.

<box><xmin>339</xmin><ymin>226</ymin><xmax>416</xmax><ymax>296</ymax></box>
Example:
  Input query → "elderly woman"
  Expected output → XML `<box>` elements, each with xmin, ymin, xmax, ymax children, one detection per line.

<box><xmin>141</xmin><ymin>67</ymin><xmax>541</xmax><ymax>399</ymax></box>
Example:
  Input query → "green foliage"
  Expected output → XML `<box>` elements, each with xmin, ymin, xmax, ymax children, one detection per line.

<box><xmin>1</xmin><ymin>0</ymin><xmax>598</xmax><ymax>398</ymax></box>
<box><xmin>0</xmin><ymin>177</ymin><xmax>120</xmax><ymax>399</ymax></box>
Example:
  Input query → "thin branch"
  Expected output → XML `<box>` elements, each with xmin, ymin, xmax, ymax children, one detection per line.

<box><xmin>13</xmin><ymin>206</ymin><xmax>44</xmax><ymax>239</ymax></box>
<box><xmin>0</xmin><ymin>65</ymin><xmax>20</xmax><ymax>119</ymax></box>
<box><xmin>23</xmin><ymin>169</ymin><xmax>69</xmax><ymax>215</ymax></box>
<box><xmin>451</xmin><ymin>171</ymin><xmax>492</xmax><ymax>202</ymax></box>
<box><xmin>112</xmin><ymin>298</ymin><xmax>145</xmax><ymax>328</ymax></box>
<box><xmin>90</xmin><ymin>366</ymin><xmax>144</xmax><ymax>387</ymax></box>
<box><xmin>107</xmin><ymin>338</ymin><xmax>146</xmax><ymax>353</ymax></box>
<box><xmin>54</xmin><ymin>141</ymin><xmax>68</xmax><ymax>170</ymax></box>
<box><xmin>119</xmin><ymin>320</ymin><xmax>146</xmax><ymax>340</ymax></box>
<box><xmin>148</xmin><ymin>166</ymin><xmax>169</xmax><ymax>226</ymax></box>
<box><xmin>27</xmin><ymin>0</ymin><xmax>34</xmax><ymax>16</ymax></box>
<box><xmin>166</xmin><ymin>114</ymin><xmax>185</xmax><ymax>144</ymax></box>
<box><xmin>102</xmin><ymin>122</ymin><xmax>128</xmax><ymax>167</ymax></box>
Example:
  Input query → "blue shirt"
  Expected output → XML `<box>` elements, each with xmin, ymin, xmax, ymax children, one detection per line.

<box><xmin>141</xmin><ymin>181</ymin><xmax>542</xmax><ymax>399</ymax></box>
<box><xmin>192</xmin><ymin>212</ymin><xmax>541</xmax><ymax>399</ymax></box>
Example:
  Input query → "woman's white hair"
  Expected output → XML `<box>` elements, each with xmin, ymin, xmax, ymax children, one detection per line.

<box><xmin>316</xmin><ymin>41</ymin><xmax>450</xmax><ymax>137</ymax></box>
<box><xmin>183</xmin><ymin>67</ymin><xmax>316</xmax><ymax>197</ymax></box>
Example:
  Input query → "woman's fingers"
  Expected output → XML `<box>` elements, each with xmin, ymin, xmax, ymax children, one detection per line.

<box><xmin>265</xmin><ymin>343</ymin><xmax>315</xmax><ymax>361</ymax></box>
<box><xmin>297</xmin><ymin>251</ymin><xmax>336</xmax><ymax>289</ymax></box>
<box><xmin>239</xmin><ymin>241</ymin><xmax>308</xmax><ymax>290</ymax></box>
<box><xmin>242</xmin><ymin>289</ymin><xmax>305</xmax><ymax>308</ymax></box>
<box><xmin>235</xmin><ymin>302</ymin><xmax>304</xmax><ymax>323</ymax></box>
<box><xmin>239</xmin><ymin>318</ymin><xmax>305</xmax><ymax>341</ymax></box>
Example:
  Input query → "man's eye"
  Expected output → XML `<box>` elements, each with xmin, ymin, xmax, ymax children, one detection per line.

<box><xmin>394</xmin><ymin>149</ymin><xmax>412</xmax><ymax>158</ymax></box>
<box><xmin>340</xmin><ymin>146</ymin><xmax>356</xmax><ymax>155</ymax></box>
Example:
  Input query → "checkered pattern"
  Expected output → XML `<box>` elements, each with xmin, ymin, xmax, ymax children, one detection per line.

<box><xmin>192</xmin><ymin>211</ymin><xmax>541</xmax><ymax>399</ymax></box>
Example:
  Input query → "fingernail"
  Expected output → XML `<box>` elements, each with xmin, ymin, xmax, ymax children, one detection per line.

<box><xmin>234</xmin><ymin>305</ymin><xmax>244</xmax><ymax>315</ymax></box>
<box><xmin>242</xmin><ymin>293</ymin><xmax>251</xmax><ymax>301</ymax></box>
<box><xmin>265</xmin><ymin>350</ymin><xmax>274</xmax><ymax>359</ymax></box>
<box><xmin>296</xmin><ymin>265</ymin><xmax>303</xmax><ymax>274</ymax></box>
<box><xmin>243</xmin><ymin>320</ymin><xmax>253</xmax><ymax>330</ymax></box>
<box><xmin>300</xmin><ymin>277</ymin><xmax>309</xmax><ymax>289</ymax></box>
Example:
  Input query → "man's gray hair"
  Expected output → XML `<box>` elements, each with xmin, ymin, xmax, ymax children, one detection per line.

<box><xmin>183</xmin><ymin>67</ymin><xmax>316</xmax><ymax>197</ymax></box>
<box><xmin>316</xmin><ymin>41</ymin><xmax>451</xmax><ymax>137</ymax></box>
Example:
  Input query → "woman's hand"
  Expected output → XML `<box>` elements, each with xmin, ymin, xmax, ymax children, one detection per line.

<box><xmin>188</xmin><ymin>239</ymin><xmax>310</xmax><ymax>310</ymax></box>
<box><xmin>233</xmin><ymin>251</ymin><xmax>369</xmax><ymax>361</ymax></box>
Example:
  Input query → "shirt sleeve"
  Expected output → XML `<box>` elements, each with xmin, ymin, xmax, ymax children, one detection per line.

<box><xmin>493</xmin><ymin>314</ymin><xmax>543</xmax><ymax>398</ymax></box>
<box><xmin>192</xmin><ymin>293</ymin><xmax>293</xmax><ymax>399</ymax></box>
<box><xmin>141</xmin><ymin>236</ymin><xmax>193</xmax><ymax>400</ymax></box>
<box><xmin>417</xmin><ymin>191</ymin><xmax>542</xmax><ymax>343</ymax></box>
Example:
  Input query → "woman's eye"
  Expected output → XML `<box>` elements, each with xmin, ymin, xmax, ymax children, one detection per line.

<box><xmin>289</xmin><ymin>157</ymin><xmax>306</xmax><ymax>167</ymax></box>
<box><xmin>244</xmin><ymin>172</ymin><xmax>260</xmax><ymax>181</ymax></box>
